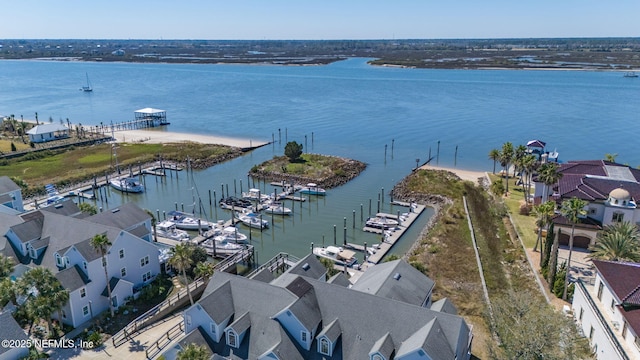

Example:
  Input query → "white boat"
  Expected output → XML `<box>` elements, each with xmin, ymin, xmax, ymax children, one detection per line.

<box><xmin>201</xmin><ymin>238</ymin><xmax>243</xmax><ymax>256</ymax></box>
<box><xmin>155</xmin><ymin>220</ymin><xmax>190</xmax><ymax>241</ymax></box>
<box><xmin>44</xmin><ymin>184</ymin><xmax>65</xmax><ymax>205</ymax></box>
<box><xmin>237</xmin><ymin>211</ymin><xmax>269</xmax><ymax>229</ymax></box>
<box><xmin>242</xmin><ymin>188</ymin><xmax>270</xmax><ymax>202</ymax></box>
<box><xmin>110</xmin><ymin>177</ymin><xmax>144</xmax><ymax>193</ymax></box>
<box><xmin>299</xmin><ymin>183</ymin><xmax>326</xmax><ymax>196</ymax></box>
<box><xmin>623</xmin><ymin>71</ymin><xmax>638</xmax><ymax>78</ymax></box>
<box><xmin>213</xmin><ymin>226</ymin><xmax>248</xmax><ymax>244</ymax></box>
<box><xmin>80</xmin><ymin>72</ymin><xmax>93</xmax><ymax>92</ymax></box>
<box><xmin>365</xmin><ymin>216</ymin><xmax>399</xmax><ymax>230</ymax></box>
<box><xmin>167</xmin><ymin>210</ymin><xmax>211</xmax><ymax>231</ymax></box>
<box><xmin>313</xmin><ymin>246</ymin><xmax>358</xmax><ymax>267</ymax></box>
<box><xmin>264</xmin><ymin>202</ymin><xmax>292</xmax><ymax>215</ymax></box>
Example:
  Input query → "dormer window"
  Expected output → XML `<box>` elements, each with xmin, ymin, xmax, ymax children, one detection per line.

<box><xmin>55</xmin><ymin>253</ymin><xmax>64</xmax><ymax>267</ymax></box>
<box><xmin>372</xmin><ymin>355</ymin><xmax>384</xmax><ymax>360</ymax></box>
<box><xmin>227</xmin><ymin>330</ymin><xmax>238</xmax><ymax>348</ymax></box>
<box><xmin>319</xmin><ymin>338</ymin><xmax>330</xmax><ymax>355</ymax></box>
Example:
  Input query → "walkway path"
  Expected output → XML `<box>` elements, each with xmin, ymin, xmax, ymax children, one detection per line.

<box><xmin>46</xmin><ymin>313</ymin><xmax>183</xmax><ymax>360</ymax></box>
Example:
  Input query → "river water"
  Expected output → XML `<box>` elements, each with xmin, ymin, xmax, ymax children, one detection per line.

<box><xmin>1</xmin><ymin>58</ymin><xmax>638</xmax><ymax>262</ymax></box>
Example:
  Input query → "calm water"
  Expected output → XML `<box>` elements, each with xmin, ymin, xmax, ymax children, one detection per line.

<box><xmin>1</xmin><ymin>58</ymin><xmax>638</xmax><ymax>261</ymax></box>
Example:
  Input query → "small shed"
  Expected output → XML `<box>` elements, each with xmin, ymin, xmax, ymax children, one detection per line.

<box><xmin>134</xmin><ymin>108</ymin><xmax>168</xmax><ymax>127</ymax></box>
<box><xmin>26</xmin><ymin>123</ymin><xmax>69</xmax><ymax>143</ymax></box>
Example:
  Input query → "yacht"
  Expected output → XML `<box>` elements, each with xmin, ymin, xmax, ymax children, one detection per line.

<box><xmin>299</xmin><ymin>183</ymin><xmax>326</xmax><ymax>196</ymax></box>
<box><xmin>109</xmin><ymin>177</ymin><xmax>144</xmax><ymax>193</ymax></box>
<box><xmin>201</xmin><ymin>238</ymin><xmax>243</xmax><ymax>256</ymax></box>
<box><xmin>264</xmin><ymin>202</ymin><xmax>292</xmax><ymax>215</ymax></box>
<box><xmin>242</xmin><ymin>188</ymin><xmax>271</xmax><ymax>202</ymax></box>
<box><xmin>313</xmin><ymin>246</ymin><xmax>357</xmax><ymax>267</ymax></box>
<box><xmin>365</xmin><ymin>216</ymin><xmax>399</xmax><ymax>230</ymax></box>
<box><xmin>155</xmin><ymin>220</ymin><xmax>190</xmax><ymax>241</ymax></box>
<box><xmin>213</xmin><ymin>226</ymin><xmax>248</xmax><ymax>244</ymax></box>
<box><xmin>167</xmin><ymin>210</ymin><xmax>211</xmax><ymax>231</ymax></box>
<box><xmin>237</xmin><ymin>211</ymin><xmax>269</xmax><ymax>229</ymax></box>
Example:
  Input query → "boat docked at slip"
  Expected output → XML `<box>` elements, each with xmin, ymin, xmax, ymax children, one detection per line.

<box><xmin>213</xmin><ymin>226</ymin><xmax>248</xmax><ymax>244</ymax></box>
<box><xmin>242</xmin><ymin>188</ymin><xmax>271</xmax><ymax>202</ymax></box>
<box><xmin>236</xmin><ymin>211</ymin><xmax>269</xmax><ymax>229</ymax></box>
<box><xmin>200</xmin><ymin>238</ymin><xmax>243</xmax><ymax>256</ymax></box>
<box><xmin>167</xmin><ymin>210</ymin><xmax>211</xmax><ymax>231</ymax></box>
<box><xmin>313</xmin><ymin>246</ymin><xmax>358</xmax><ymax>267</ymax></box>
<box><xmin>365</xmin><ymin>216</ymin><xmax>399</xmax><ymax>230</ymax></box>
<box><xmin>264</xmin><ymin>202</ymin><xmax>292</xmax><ymax>215</ymax></box>
<box><xmin>155</xmin><ymin>220</ymin><xmax>190</xmax><ymax>241</ymax></box>
<box><xmin>110</xmin><ymin>177</ymin><xmax>144</xmax><ymax>193</ymax></box>
<box><xmin>299</xmin><ymin>183</ymin><xmax>326</xmax><ymax>196</ymax></box>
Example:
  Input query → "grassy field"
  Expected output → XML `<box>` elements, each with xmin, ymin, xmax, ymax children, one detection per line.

<box><xmin>0</xmin><ymin>142</ymin><xmax>239</xmax><ymax>197</ymax></box>
<box><xmin>255</xmin><ymin>154</ymin><xmax>350</xmax><ymax>179</ymax></box>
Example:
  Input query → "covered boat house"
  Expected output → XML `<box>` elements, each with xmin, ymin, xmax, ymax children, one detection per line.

<box><xmin>26</xmin><ymin>123</ymin><xmax>69</xmax><ymax>143</ymax></box>
<box><xmin>134</xmin><ymin>108</ymin><xmax>168</xmax><ymax>127</ymax></box>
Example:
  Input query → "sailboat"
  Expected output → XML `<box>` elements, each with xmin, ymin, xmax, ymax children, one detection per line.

<box><xmin>80</xmin><ymin>73</ymin><xmax>93</xmax><ymax>92</ymax></box>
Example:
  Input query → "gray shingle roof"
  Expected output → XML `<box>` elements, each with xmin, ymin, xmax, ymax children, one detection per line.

<box><xmin>284</xmin><ymin>253</ymin><xmax>326</xmax><ymax>280</ymax></box>
<box><xmin>0</xmin><ymin>312</ymin><xmax>29</xmax><ymax>356</ymax></box>
<box><xmin>370</xmin><ymin>332</ymin><xmax>395</xmax><ymax>359</ymax></box>
<box><xmin>10</xmin><ymin>217</ymin><xmax>43</xmax><ymax>243</ymax></box>
<box><xmin>430</xmin><ymin>298</ymin><xmax>458</xmax><ymax>315</ymax></box>
<box><xmin>39</xmin><ymin>199</ymin><xmax>81</xmax><ymax>217</ymax></box>
<box><xmin>55</xmin><ymin>265</ymin><xmax>90</xmax><ymax>292</ymax></box>
<box><xmin>317</xmin><ymin>318</ymin><xmax>341</xmax><ymax>344</ymax></box>
<box><xmin>199</xmin><ymin>279</ymin><xmax>235</xmax><ymax>324</ymax></box>
<box><xmin>327</xmin><ymin>272</ymin><xmax>351</xmax><ymax>287</ymax></box>
<box><xmin>351</xmin><ymin>259</ymin><xmax>434</xmax><ymax>307</ymax></box>
<box><xmin>0</xmin><ymin>176</ymin><xmax>20</xmax><ymax>193</ymax></box>
<box><xmin>227</xmin><ymin>311</ymin><xmax>251</xmax><ymax>335</ymax></box>
<box><xmin>396</xmin><ymin>318</ymin><xmax>454</xmax><ymax>359</ymax></box>
<box><xmin>87</xmin><ymin>203</ymin><xmax>150</xmax><ymax>230</ymax></box>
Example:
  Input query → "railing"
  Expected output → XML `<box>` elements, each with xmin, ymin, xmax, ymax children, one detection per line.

<box><xmin>111</xmin><ymin>277</ymin><xmax>206</xmax><ymax>347</ymax></box>
<box><xmin>213</xmin><ymin>245</ymin><xmax>254</xmax><ymax>273</ymax></box>
<box><xmin>246</xmin><ymin>252</ymin><xmax>299</xmax><ymax>278</ymax></box>
<box><xmin>576</xmin><ymin>280</ymin><xmax>630</xmax><ymax>360</ymax></box>
<box><xmin>144</xmin><ymin>320</ymin><xmax>185</xmax><ymax>359</ymax></box>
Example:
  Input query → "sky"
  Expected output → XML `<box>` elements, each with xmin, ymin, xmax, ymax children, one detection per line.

<box><xmin>1</xmin><ymin>0</ymin><xmax>639</xmax><ymax>40</ymax></box>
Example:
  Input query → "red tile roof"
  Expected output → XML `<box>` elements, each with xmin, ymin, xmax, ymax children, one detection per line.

<box><xmin>592</xmin><ymin>260</ymin><xmax>640</xmax><ymax>336</ymax></box>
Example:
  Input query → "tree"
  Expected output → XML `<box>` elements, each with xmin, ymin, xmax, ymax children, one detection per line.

<box><xmin>499</xmin><ymin>142</ymin><xmax>514</xmax><ymax>194</ymax></box>
<box><xmin>589</xmin><ymin>221</ymin><xmax>640</xmax><ymax>262</ymax></box>
<box><xmin>490</xmin><ymin>179</ymin><xmax>505</xmax><ymax>197</ymax></box>
<box><xmin>532</xmin><ymin>201</ymin><xmax>556</xmax><ymax>252</ymax></box>
<box><xmin>604</xmin><ymin>153</ymin><xmax>618</xmax><ymax>163</ymax></box>
<box><xmin>194</xmin><ymin>262</ymin><xmax>215</xmax><ymax>280</ymax></box>
<box><xmin>144</xmin><ymin>209</ymin><xmax>158</xmax><ymax>241</ymax></box>
<box><xmin>560</xmin><ymin>197</ymin><xmax>587</xmax><ymax>300</ymax></box>
<box><xmin>78</xmin><ymin>203</ymin><xmax>98</xmax><ymax>215</ymax></box>
<box><xmin>537</xmin><ymin>162</ymin><xmax>562</xmax><ymax>203</ymax></box>
<box><xmin>541</xmin><ymin>223</ymin><xmax>555</xmax><ymax>269</ymax></box>
<box><xmin>177</xmin><ymin>343</ymin><xmax>210</xmax><ymax>360</ymax></box>
<box><xmin>16</xmin><ymin>267</ymin><xmax>69</xmax><ymax>335</ymax></box>
<box><xmin>284</xmin><ymin>141</ymin><xmax>303</xmax><ymax>162</ymax></box>
<box><xmin>169</xmin><ymin>243</ymin><xmax>195</xmax><ymax>305</ymax></box>
<box><xmin>488</xmin><ymin>148</ymin><xmax>500</xmax><ymax>174</ymax></box>
<box><xmin>90</xmin><ymin>233</ymin><xmax>114</xmax><ymax>317</ymax></box>
<box><xmin>0</xmin><ymin>254</ymin><xmax>14</xmax><ymax>278</ymax></box>
<box><xmin>513</xmin><ymin>144</ymin><xmax>527</xmax><ymax>178</ymax></box>
<box><xmin>519</xmin><ymin>154</ymin><xmax>537</xmax><ymax>204</ymax></box>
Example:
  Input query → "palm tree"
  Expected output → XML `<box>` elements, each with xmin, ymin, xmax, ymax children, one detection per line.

<box><xmin>533</xmin><ymin>201</ymin><xmax>556</xmax><ymax>253</ymax></box>
<box><xmin>513</xmin><ymin>144</ymin><xmax>527</xmax><ymax>177</ymax></box>
<box><xmin>560</xmin><ymin>197</ymin><xmax>587</xmax><ymax>300</ymax></box>
<box><xmin>17</xmin><ymin>267</ymin><xmax>69</xmax><ymax>335</ymax></box>
<box><xmin>90</xmin><ymin>233</ymin><xmax>114</xmax><ymax>317</ymax></box>
<box><xmin>144</xmin><ymin>209</ymin><xmax>158</xmax><ymax>241</ymax></box>
<box><xmin>488</xmin><ymin>149</ymin><xmax>500</xmax><ymax>174</ymax></box>
<box><xmin>499</xmin><ymin>142</ymin><xmax>514</xmax><ymax>194</ymax></box>
<box><xmin>194</xmin><ymin>262</ymin><xmax>215</xmax><ymax>280</ymax></box>
<box><xmin>0</xmin><ymin>254</ymin><xmax>15</xmax><ymax>278</ymax></box>
<box><xmin>604</xmin><ymin>153</ymin><xmax>618</xmax><ymax>163</ymax></box>
<box><xmin>521</xmin><ymin>154</ymin><xmax>537</xmax><ymax>204</ymax></box>
<box><xmin>0</xmin><ymin>278</ymin><xmax>16</xmax><ymax>307</ymax></box>
<box><xmin>169</xmin><ymin>243</ymin><xmax>195</xmax><ymax>305</ymax></box>
<box><xmin>177</xmin><ymin>343</ymin><xmax>210</xmax><ymax>360</ymax></box>
<box><xmin>589</xmin><ymin>222</ymin><xmax>640</xmax><ymax>262</ymax></box>
<box><xmin>537</xmin><ymin>162</ymin><xmax>562</xmax><ymax>203</ymax></box>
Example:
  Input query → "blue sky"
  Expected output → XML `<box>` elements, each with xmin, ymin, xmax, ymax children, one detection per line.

<box><xmin>1</xmin><ymin>0</ymin><xmax>638</xmax><ymax>40</ymax></box>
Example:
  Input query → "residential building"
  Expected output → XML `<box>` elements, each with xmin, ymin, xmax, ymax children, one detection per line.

<box><xmin>25</xmin><ymin>123</ymin><xmax>69</xmax><ymax>143</ymax></box>
<box><xmin>534</xmin><ymin>160</ymin><xmax>640</xmax><ymax>249</ymax></box>
<box><xmin>572</xmin><ymin>259</ymin><xmax>640</xmax><ymax>360</ymax></box>
<box><xmin>0</xmin><ymin>311</ymin><xmax>29</xmax><ymax>360</ymax></box>
<box><xmin>2</xmin><ymin>193</ymin><xmax>161</xmax><ymax>328</ymax></box>
<box><xmin>165</xmin><ymin>256</ymin><xmax>472</xmax><ymax>360</ymax></box>
<box><xmin>0</xmin><ymin>176</ymin><xmax>24</xmax><ymax>214</ymax></box>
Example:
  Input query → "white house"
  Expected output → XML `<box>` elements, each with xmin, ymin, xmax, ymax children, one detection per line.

<box><xmin>26</xmin><ymin>123</ymin><xmax>69</xmax><ymax>143</ymax></box>
<box><xmin>3</xmin><ymin>199</ymin><xmax>161</xmax><ymax>328</ymax></box>
<box><xmin>572</xmin><ymin>259</ymin><xmax>640</xmax><ymax>360</ymax></box>
<box><xmin>0</xmin><ymin>176</ymin><xmax>23</xmax><ymax>214</ymax></box>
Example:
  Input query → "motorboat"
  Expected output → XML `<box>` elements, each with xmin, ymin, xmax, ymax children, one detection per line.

<box><xmin>167</xmin><ymin>210</ymin><xmax>211</xmax><ymax>231</ymax></box>
<box><xmin>313</xmin><ymin>246</ymin><xmax>357</xmax><ymax>267</ymax></box>
<box><xmin>201</xmin><ymin>238</ymin><xmax>243</xmax><ymax>256</ymax></box>
<box><xmin>242</xmin><ymin>188</ymin><xmax>271</xmax><ymax>202</ymax></box>
<box><xmin>365</xmin><ymin>216</ymin><xmax>399</xmax><ymax>230</ymax></box>
<box><xmin>213</xmin><ymin>226</ymin><xmax>248</xmax><ymax>244</ymax></box>
<box><xmin>155</xmin><ymin>220</ymin><xmax>190</xmax><ymax>241</ymax></box>
<box><xmin>109</xmin><ymin>177</ymin><xmax>144</xmax><ymax>193</ymax></box>
<box><xmin>237</xmin><ymin>211</ymin><xmax>269</xmax><ymax>229</ymax></box>
<box><xmin>264</xmin><ymin>202</ymin><xmax>292</xmax><ymax>215</ymax></box>
<box><xmin>623</xmin><ymin>71</ymin><xmax>638</xmax><ymax>78</ymax></box>
<box><xmin>299</xmin><ymin>183</ymin><xmax>326</xmax><ymax>196</ymax></box>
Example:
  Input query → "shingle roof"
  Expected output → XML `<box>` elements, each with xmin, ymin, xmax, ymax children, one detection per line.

<box><xmin>0</xmin><ymin>176</ymin><xmax>20</xmax><ymax>193</ymax></box>
<box><xmin>0</xmin><ymin>312</ymin><xmax>29</xmax><ymax>356</ymax></box>
<box><xmin>9</xmin><ymin>217</ymin><xmax>44</xmax><ymax>243</ymax></box>
<box><xmin>327</xmin><ymin>272</ymin><xmax>351</xmax><ymax>287</ymax></box>
<box><xmin>55</xmin><ymin>265</ymin><xmax>90</xmax><ymax>291</ymax></box>
<box><xmin>430</xmin><ymin>298</ymin><xmax>458</xmax><ymax>315</ymax></box>
<box><xmin>370</xmin><ymin>332</ymin><xmax>395</xmax><ymax>359</ymax></box>
<box><xmin>39</xmin><ymin>199</ymin><xmax>81</xmax><ymax>217</ymax></box>
<box><xmin>87</xmin><ymin>203</ymin><xmax>150</xmax><ymax>230</ymax></box>
<box><xmin>285</xmin><ymin>254</ymin><xmax>326</xmax><ymax>280</ymax></box>
<box><xmin>227</xmin><ymin>311</ymin><xmax>251</xmax><ymax>335</ymax></box>
<box><xmin>351</xmin><ymin>259</ymin><xmax>434</xmax><ymax>307</ymax></box>
<box><xmin>396</xmin><ymin>318</ymin><xmax>454</xmax><ymax>359</ymax></box>
<box><xmin>317</xmin><ymin>318</ymin><xmax>341</xmax><ymax>344</ymax></box>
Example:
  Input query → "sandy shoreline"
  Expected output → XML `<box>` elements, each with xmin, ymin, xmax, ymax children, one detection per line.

<box><xmin>113</xmin><ymin>129</ymin><xmax>269</xmax><ymax>149</ymax></box>
<box><xmin>420</xmin><ymin>164</ymin><xmax>489</xmax><ymax>183</ymax></box>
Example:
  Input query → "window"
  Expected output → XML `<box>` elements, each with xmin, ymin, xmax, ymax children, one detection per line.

<box><xmin>301</xmin><ymin>331</ymin><xmax>307</xmax><ymax>342</ymax></box>
<box><xmin>372</xmin><ymin>355</ymin><xmax>384</xmax><ymax>360</ymax></box>
<box><xmin>589</xmin><ymin>326</ymin><xmax>595</xmax><ymax>341</ymax></box>
<box><xmin>611</xmin><ymin>299</ymin><xmax>616</xmax><ymax>311</ymax></box>
<box><xmin>83</xmin><ymin>261</ymin><xmax>87</xmax><ymax>270</ymax></box>
<box><xmin>635</xmin><ymin>336</ymin><xmax>640</xmax><ymax>349</ymax></box>
<box><xmin>119</xmin><ymin>249</ymin><xmax>125</xmax><ymax>259</ymax></box>
<box><xmin>612</xmin><ymin>212</ymin><xmax>624</xmax><ymax>223</ymax></box>
<box><xmin>186</xmin><ymin>315</ymin><xmax>192</xmax><ymax>327</ymax></box>
<box><xmin>82</xmin><ymin>305</ymin><xmax>89</xmax><ymax>317</ymax></box>
<box><xmin>55</xmin><ymin>254</ymin><xmax>64</xmax><ymax>267</ymax></box>
<box><xmin>319</xmin><ymin>338</ymin><xmax>330</xmax><ymax>355</ymax></box>
<box><xmin>210</xmin><ymin>323</ymin><xmax>216</xmax><ymax>336</ymax></box>
<box><xmin>579</xmin><ymin>308</ymin><xmax>584</xmax><ymax>321</ymax></box>
<box><xmin>228</xmin><ymin>331</ymin><xmax>238</xmax><ymax>348</ymax></box>
<box><xmin>623</xmin><ymin>321</ymin><xmax>628</xmax><ymax>338</ymax></box>
<box><xmin>597</xmin><ymin>282</ymin><xmax>604</xmax><ymax>301</ymax></box>
<box><xmin>80</xmin><ymin>288</ymin><xmax>86</xmax><ymax>298</ymax></box>
<box><xmin>140</xmin><ymin>256</ymin><xmax>149</xmax><ymax>267</ymax></box>
<box><xmin>121</xmin><ymin>267</ymin><xmax>127</xmax><ymax>277</ymax></box>
<box><xmin>142</xmin><ymin>271</ymin><xmax>152</xmax><ymax>282</ymax></box>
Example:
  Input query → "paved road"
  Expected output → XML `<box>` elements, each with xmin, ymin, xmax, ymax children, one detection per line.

<box><xmin>47</xmin><ymin>314</ymin><xmax>183</xmax><ymax>360</ymax></box>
